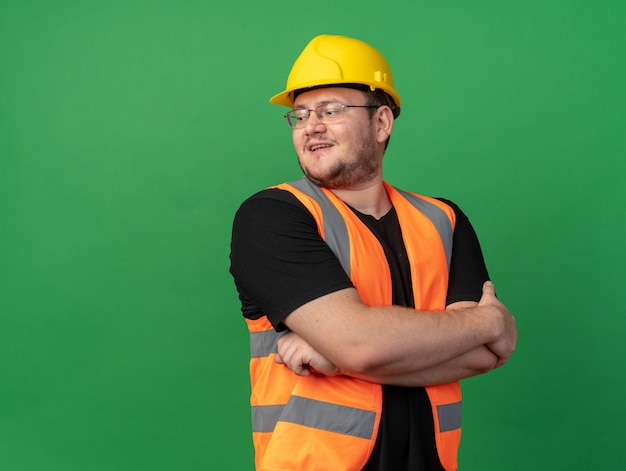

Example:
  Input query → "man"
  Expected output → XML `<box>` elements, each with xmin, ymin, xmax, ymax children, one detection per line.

<box><xmin>230</xmin><ymin>34</ymin><xmax>517</xmax><ymax>471</ymax></box>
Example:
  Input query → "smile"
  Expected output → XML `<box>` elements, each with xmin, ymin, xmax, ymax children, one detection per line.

<box><xmin>309</xmin><ymin>143</ymin><xmax>333</xmax><ymax>152</ymax></box>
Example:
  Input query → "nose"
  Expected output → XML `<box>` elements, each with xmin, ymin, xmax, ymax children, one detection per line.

<box><xmin>303</xmin><ymin>111</ymin><xmax>326</xmax><ymax>133</ymax></box>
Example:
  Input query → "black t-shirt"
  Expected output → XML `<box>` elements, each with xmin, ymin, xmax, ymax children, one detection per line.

<box><xmin>230</xmin><ymin>187</ymin><xmax>490</xmax><ymax>471</ymax></box>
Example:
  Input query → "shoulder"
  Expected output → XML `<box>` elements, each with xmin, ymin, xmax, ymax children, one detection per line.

<box><xmin>233</xmin><ymin>187</ymin><xmax>316</xmax><ymax>230</ymax></box>
<box><xmin>237</xmin><ymin>187</ymin><xmax>306</xmax><ymax>212</ymax></box>
<box><xmin>231</xmin><ymin>187</ymin><xmax>324</xmax><ymax>258</ymax></box>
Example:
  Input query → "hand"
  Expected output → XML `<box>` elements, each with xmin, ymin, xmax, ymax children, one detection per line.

<box><xmin>479</xmin><ymin>281</ymin><xmax>517</xmax><ymax>368</ymax></box>
<box><xmin>275</xmin><ymin>331</ymin><xmax>341</xmax><ymax>376</ymax></box>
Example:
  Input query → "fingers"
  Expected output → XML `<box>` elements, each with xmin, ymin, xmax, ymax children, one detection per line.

<box><xmin>276</xmin><ymin>332</ymin><xmax>339</xmax><ymax>376</ymax></box>
<box><xmin>277</xmin><ymin>349</ymin><xmax>310</xmax><ymax>376</ymax></box>
<box><xmin>276</xmin><ymin>333</ymin><xmax>311</xmax><ymax>376</ymax></box>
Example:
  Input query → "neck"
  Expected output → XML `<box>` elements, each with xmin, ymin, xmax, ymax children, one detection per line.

<box><xmin>330</xmin><ymin>179</ymin><xmax>392</xmax><ymax>220</ymax></box>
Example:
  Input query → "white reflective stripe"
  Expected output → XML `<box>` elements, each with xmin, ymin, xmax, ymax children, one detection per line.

<box><xmin>252</xmin><ymin>404</ymin><xmax>284</xmax><ymax>433</ymax></box>
<box><xmin>250</xmin><ymin>329</ymin><xmax>287</xmax><ymax>358</ymax></box>
<box><xmin>252</xmin><ymin>396</ymin><xmax>376</xmax><ymax>439</ymax></box>
<box><xmin>393</xmin><ymin>188</ymin><xmax>454</xmax><ymax>271</ymax></box>
<box><xmin>288</xmin><ymin>178</ymin><xmax>351</xmax><ymax>276</ymax></box>
<box><xmin>437</xmin><ymin>401</ymin><xmax>462</xmax><ymax>432</ymax></box>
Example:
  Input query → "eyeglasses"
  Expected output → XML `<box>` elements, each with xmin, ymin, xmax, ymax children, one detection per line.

<box><xmin>284</xmin><ymin>103</ymin><xmax>381</xmax><ymax>129</ymax></box>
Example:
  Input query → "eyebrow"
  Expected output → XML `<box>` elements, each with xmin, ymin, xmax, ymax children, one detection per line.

<box><xmin>293</xmin><ymin>100</ymin><xmax>337</xmax><ymax>110</ymax></box>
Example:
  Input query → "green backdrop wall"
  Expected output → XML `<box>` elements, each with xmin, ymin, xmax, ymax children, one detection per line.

<box><xmin>1</xmin><ymin>1</ymin><xmax>624</xmax><ymax>469</ymax></box>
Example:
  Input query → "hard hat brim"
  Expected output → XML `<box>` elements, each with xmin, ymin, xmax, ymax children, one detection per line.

<box><xmin>270</xmin><ymin>82</ymin><xmax>401</xmax><ymax>111</ymax></box>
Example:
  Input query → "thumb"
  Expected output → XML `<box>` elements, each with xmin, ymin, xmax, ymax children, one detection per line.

<box><xmin>481</xmin><ymin>280</ymin><xmax>497</xmax><ymax>299</ymax></box>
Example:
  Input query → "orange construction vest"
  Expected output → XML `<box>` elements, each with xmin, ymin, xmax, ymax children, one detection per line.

<box><xmin>246</xmin><ymin>177</ymin><xmax>462</xmax><ymax>471</ymax></box>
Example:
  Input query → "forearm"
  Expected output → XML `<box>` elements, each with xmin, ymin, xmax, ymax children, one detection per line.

<box><xmin>343</xmin><ymin>345</ymin><xmax>498</xmax><ymax>387</ymax></box>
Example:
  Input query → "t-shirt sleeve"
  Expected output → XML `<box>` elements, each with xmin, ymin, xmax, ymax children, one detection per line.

<box><xmin>438</xmin><ymin>198</ymin><xmax>490</xmax><ymax>305</ymax></box>
<box><xmin>229</xmin><ymin>188</ymin><xmax>354</xmax><ymax>329</ymax></box>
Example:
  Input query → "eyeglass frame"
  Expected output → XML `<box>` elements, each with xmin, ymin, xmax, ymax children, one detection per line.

<box><xmin>284</xmin><ymin>103</ymin><xmax>382</xmax><ymax>129</ymax></box>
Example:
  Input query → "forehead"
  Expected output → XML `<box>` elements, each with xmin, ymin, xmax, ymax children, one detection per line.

<box><xmin>293</xmin><ymin>87</ymin><xmax>366</xmax><ymax>108</ymax></box>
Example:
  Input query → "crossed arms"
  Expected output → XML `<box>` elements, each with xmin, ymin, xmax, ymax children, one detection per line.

<box><xmin>275</xmin><ymin>281</ymin><xmax>517</xmax><ymax>387</ymax></box>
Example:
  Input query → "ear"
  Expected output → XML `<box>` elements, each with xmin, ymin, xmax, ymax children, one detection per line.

<box><xmin>374</xmin><ymin>106</ymin><xmax>394</xmax><ymax>144</ymax></box>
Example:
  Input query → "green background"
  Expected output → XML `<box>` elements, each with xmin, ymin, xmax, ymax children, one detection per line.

<box><xmin>1</xmin><ymin>1</ymin><xmax>624</xmax><ymax>469</ymax></box>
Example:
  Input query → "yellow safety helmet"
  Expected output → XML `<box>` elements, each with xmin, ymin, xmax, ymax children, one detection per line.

<box><xmin>270</xmin><ymin>34</ymin><xmax>401</xmax><ymax>116</ymax></box>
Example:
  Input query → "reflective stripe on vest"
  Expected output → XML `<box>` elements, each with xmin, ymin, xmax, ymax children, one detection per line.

<box><xmin>252</xmin><ymin>394</ymin><xmax>460</xmax><ymax>436</ymax></box>
<box><xmin>253</xmin><ymin>397</ymin><xmax>376</xmax><ymax>439</ymax></box>
<box><xmin>438</xmin><ymin>401</ymin><xmax>463</xmax><ymax>432</ymax></box>
<box><xmin>394</xmin><ymin>187</ymin><xmax>454</xmax><ymax>270</ymax></box>
<box><xmin>288</xmin><ymin>178</ymin><xmax>352</xmax><ymax>275</ymax></box>
<box><xmin>250</xmin><ymin>329</ymin><xmax>286</xmax><ymax>358</ymax></box>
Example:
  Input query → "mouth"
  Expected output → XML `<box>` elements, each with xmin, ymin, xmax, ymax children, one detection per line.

<box><xmin>308</xmin><ymin>143</ymin><xmax>334</xmax><ymax>153</ymax></box>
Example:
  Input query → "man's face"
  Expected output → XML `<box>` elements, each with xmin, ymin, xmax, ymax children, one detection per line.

<box><xmin>291</xmin><ymin>87</ymin><xmax>385</xmax><ymax>190</ymax></box>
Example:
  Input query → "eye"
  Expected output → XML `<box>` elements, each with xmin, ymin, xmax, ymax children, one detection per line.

<box><xmin>322</xmin><ymin>104</ymin><xmax>343</xmax><ymax>117</ymax></box>
<box><xmin>293</xmin><ymin>110</ymin><xmax>309</xmax><ymax>122</ymax></box>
